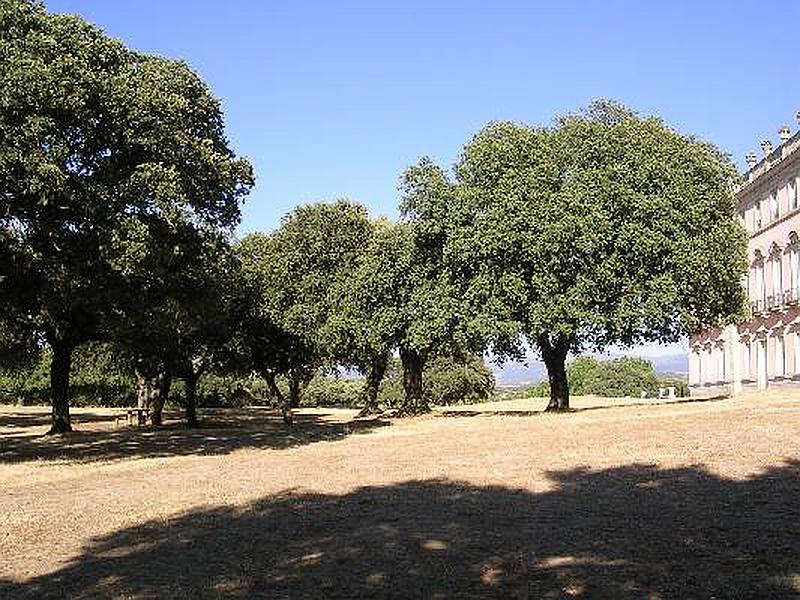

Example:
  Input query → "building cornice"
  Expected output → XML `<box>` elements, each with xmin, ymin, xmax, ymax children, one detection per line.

<box><xmin>737</xmin><ymin>129</ymin><xmax>800</xmax><ymax>197</ymax></box>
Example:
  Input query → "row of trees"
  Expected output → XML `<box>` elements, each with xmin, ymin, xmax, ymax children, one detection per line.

<box><xmin>1</xmin><ymin>1</ymin><xmax>747</xmax><ymax>433</ymax></box>
<box><xmin>0</xmin><ymin>348</ymin><xmax>496</xmax><ymax>410</ymax></box>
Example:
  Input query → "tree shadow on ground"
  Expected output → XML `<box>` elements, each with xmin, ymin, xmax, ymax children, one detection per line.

<box><xmin>0</xmin><ymin>409</ymin><xmax>124</xmax><ymax>429</ymax></box>
<box><xmin>437</xmin><ymin>409</ymin><xmax>543</xmax><ymax>417</ymax></box>
<box><xmin>3</xmin><ymin>461</ymin><xmax>798</xmax><ymax>599</ymax></box>
<box><xmin>437</xmin><ymin>395</ymin><xmax>730</xmax><ymax>418</ymax></box>
<box><xmin>0</xmin><ymin>409</ymin><xmax>388</xmax><ymax>464</ymax></box>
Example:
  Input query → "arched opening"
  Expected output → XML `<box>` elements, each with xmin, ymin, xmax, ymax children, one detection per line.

<box><xmin>770</xmin><ymin>243</ymin><xmax>783</xmax><ymax>308</ymax></box>
<box><xmin>741</xmin><ymin>337</ymin><xmax>751</xmax><ymax>381</ymax></box>
<box><xmin>770</xmin><ymin>189</ymin><xmax>779</xmax><ymax>221</ymax></box>
<box><xmin>752</xmin><ymin>250</ymin><xmax>766</xmax><ymax>312</ymax></box>
<box><xmin>757</xmin><ymin>336</ymin><xmax>768</xmax><ymax>389</ymax></box>
<box><xmin>755</xmin><ymin>199</ymin><xmax>763</xmax><ymax>229</ymax></box>
<box><xmin>788</xmin><ymin>232</ymin><xmax>800</xmax><ymax>302</ymax></box>
<box><xmin>774</xmin><ymin>330</ymin><xmax>786</xmax><ymax>378</ymax></box>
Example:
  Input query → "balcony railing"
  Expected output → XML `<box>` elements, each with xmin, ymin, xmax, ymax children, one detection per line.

<box><xmin>767</xmin><ymin>294</ymin><xmax>779</xmax><ymax>310</ymax></box>
<box><xmin>749</xmin><ymin>288</ymin><xmax>800</xmax><ymax>316</ymax></box>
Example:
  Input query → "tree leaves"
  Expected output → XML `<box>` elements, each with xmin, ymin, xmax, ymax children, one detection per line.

<box><xmin>0</xmin><ymin>0</ymin><xmax>253</xmax><ymax>426</ymax></box>
<box><xmin>441</xmin><ymin>101</ymin><xmax>746</xmax><ymax>359</ymax></box>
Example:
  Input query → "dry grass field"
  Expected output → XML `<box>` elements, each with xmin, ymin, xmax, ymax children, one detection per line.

<box><xmin>1</xmin><ymin>392</ymin><xmax>799</xmax><ymax>599</ymax></box>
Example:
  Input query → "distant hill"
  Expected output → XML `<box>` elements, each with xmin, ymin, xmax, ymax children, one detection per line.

<box><xmin>646</xmin><ymin>354</ymin><xmax>689</xmax><ymax>376</ymax></box>
<box><xmin>490</xmin><ymin>360</ymin><xmax>547</xmax><ymax>387</ymax></box>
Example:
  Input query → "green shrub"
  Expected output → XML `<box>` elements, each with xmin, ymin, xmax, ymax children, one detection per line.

<box><xmin>197</xmin><ymin>373</ymin><xmax>270</xmax><ymax>408</ymax></box>
<box><xmin>524</xmin><ymin>356</ymin><xmax>601</xmax><ymax>398</ymax></box>
<box><xmin>422</xmin><ymin>354</ymin><xmax>495</xmax><ymax>405</ymax></box>
<box><xmin>586</xmin><ymin>357</ymin><xmax>658</xmax><ymax>397</ymax></box>
<box><xmin>0</xmin><ymin>342</ymin><xmax>138</xmax><ymax>406</ymax></box>
<box><xmin>0</xmin><ymin>345</ymin><xmax>498</xmax><ymax>410</ymax></box>
<box><xmin>566</xmin><ymin>356</ymin><xmax>600</xmax><ymax>395</ymax></box>
<box><xmin>0</xmin><ymin>351</ymin><xmax>51</xmax><ymax>405</ymax></box>
<box><xmin>375</xmin><ymin>354</ymin><xmax>495</xmax><ymax>408</ymax></box>
<box><xmin>656</xmin><ymin>376</ymin><xmax>689</xmax><ymax>398</ymax></box>
<box><xmin>525</xmin><ymin>355</ymin><xmax>659</xmax><ymax>398</ymax></box>
<box><xmin>0</xmin><ymin>343</ymin><xmax>266</xmax><ymax>408</ymax></box>
<box><xmin>524</xmin><ymin>379</ymin><xmax>551</xmax><ymax>398</ymax></box>
<box><xmin>69</xmin><ymin>343</ymin><xmax>136</xmax><ymax>406</ymax></box>
<box><xmin>377</xmin><ymin>360</ymin><xmax>404</xmax><ymax>408</ymax></box>
<box><xmin>300</xmin><ymin>375</ymin><xmax>363</xmax><ymax>408</ymax></box>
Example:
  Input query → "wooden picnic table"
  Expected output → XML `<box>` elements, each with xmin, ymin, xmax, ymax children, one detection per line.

<box><xmin>116</xmin><ymin>407</ymin><xmax>150</xmax><ymax>427</ymax></box>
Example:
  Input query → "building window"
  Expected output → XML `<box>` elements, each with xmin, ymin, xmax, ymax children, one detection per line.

<box><xmin>790</xmin><ymin>179</ymin><xmax>798</xmax><ymax>211</ymax></box>
<box><xmin>756</xmin><ymin>260</ymin><xmax>766</xmax><ymax>307</ymax></box>
<box><xmin>791</xmin><ymin>245</ymin><xmax>800</xmax><ymax>299</ymax></box>
<box><xmin>773</xmin><ymin>252</ymin><xmax>784</xmax><ymax>303</ymax></box>
<box><xmin>775</xmin><ymin>334</ymin><xmax>786</xmax><ymax>378</ymax></box>
<box><xmin>771</xmin><ymin>190</ymin><xmax>779</xmax><ymax>220</ymax></box>
<box><xmin>755</xmin><ymin>200</ymin><xmax>762</xmax><ymax>229</ymax></box>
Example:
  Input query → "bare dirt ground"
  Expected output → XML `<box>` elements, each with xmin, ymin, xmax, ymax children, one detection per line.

<box><xmin>1</xmin><ymin>392</ymin><xmax>799</xmax><ymax>599</ymax></box>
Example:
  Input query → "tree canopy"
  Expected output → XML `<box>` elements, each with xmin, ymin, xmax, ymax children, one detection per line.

<box><xmin>0</xmin><ymin>0</ymin><xmax>253</xmax><ymax>431</ymax></box>
<box><xmin>423</xmin><ymin>101</ymin><xmax>746</xmax><ymax>409</ymax></box>
<box><xmin>328</xmin><ymin>219</ymin><xmax>408</xmax><ymax>414</ymax></box>
<box><xmin>1</xmin><ymin>5</ymin><xmax>744</xmax><ymax>427</ymax></box>
<box><xmin>236</xmin><ymin>201</ymin><xmax>374</xmax><ymax>415</ymax></box>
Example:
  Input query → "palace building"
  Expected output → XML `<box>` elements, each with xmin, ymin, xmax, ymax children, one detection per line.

<box><xmin>689</xmin><ymin>115</ymin><xmax>800</xmax><ymax>397</ymax></box>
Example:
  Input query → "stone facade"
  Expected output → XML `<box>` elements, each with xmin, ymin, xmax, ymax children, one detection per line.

<box><xmin>689</xmin><ymin>119</ymin><xmax>800</xmax><ymax>397</ymax></box>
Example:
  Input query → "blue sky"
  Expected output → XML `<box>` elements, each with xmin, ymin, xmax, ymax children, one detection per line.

<box><xmin>44</xmin><ymin>0</ymin><xmax>800</xmax><ymax>234</ymax></box>
<box><xmin>42</xmin><ymin>1</ymin><xmax>800</xmax><ymax>370</ymax></box>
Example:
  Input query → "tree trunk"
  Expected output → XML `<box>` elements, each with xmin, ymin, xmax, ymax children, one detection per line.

<box><xmin>540</xmin><ymin>335</ymin><xmax>571</xmax><ymax>411</ymax></box>
<box><xmin>266</xmin><ymin>372</ymin><xmax>293</xmax><ymax>426</ymax></box>
<box><xmin>135</xmin><ymin>370</ymin><xmax>151</xmax><ymax>410</ymax></box>
<box><xmin>358</xmin><ymin>353</ymin><xmax>388</xmax><ymax>417</ymax></box>
<box><xmin>184</xmin><ymin>372</ymin><xmax>199</xmax><ymax>428</ymax></box>
<box><xmin>398</xmin><ymin>346</ymin><xmax>428</xmax><ymax>415</ymax></box>
<box><xmin>288</xmin><ymin>374</ymin><xmax>302</xmax><ymax>409</ymax></box>
<box><xmin>150</xmin><ymin>371</ymin><xmax>171</xmax><ymax>427</ymax></box>
<box><xmin>48</xmin><ymin>338</ymin><xmax>74</xmax><ymax>434</ymax></box>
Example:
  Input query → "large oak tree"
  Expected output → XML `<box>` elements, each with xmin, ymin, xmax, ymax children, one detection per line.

<box><xmin>441</xmin><ymin>101</ymin><xmax>746</xmax><ymax>410</ymax></box>
<box><xmin>237</xmin><ymin>201</ymin><xmax>373</xmax><ymax>413</ymax></box>
<box><xmin>0</xmin><ymin>0</ymin><xmax>253</xmax><ymax>431</ymax></box>
<box><xmin>393</xmin><ymin>163</ymin><xmax>491</xmax><ymax>414</ymax></box>
<box><xmin>329</xmin><ymin>219</ymin><xmax>409</xmax><ymax>415</ymax></box>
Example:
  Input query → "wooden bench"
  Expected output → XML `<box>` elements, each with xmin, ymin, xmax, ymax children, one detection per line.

<box><xmin>116</xmin><ymin>407</ymin><xmax>150</xmax><ymax>428</ymax></box>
